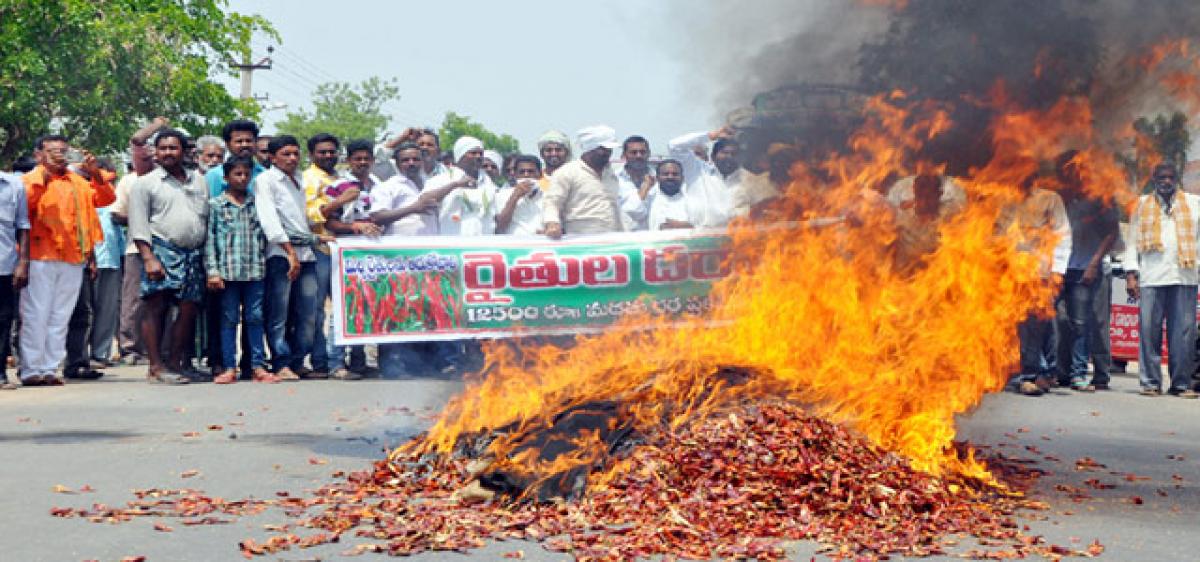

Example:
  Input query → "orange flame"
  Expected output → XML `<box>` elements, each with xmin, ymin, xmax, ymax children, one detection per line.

<box><xmin>399</xmin><ymin>39</ymin><xmax>1200</xmax><ymax>487</ymax></box>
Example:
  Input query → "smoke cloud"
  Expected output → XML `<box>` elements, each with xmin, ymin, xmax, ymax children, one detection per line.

<box><xmin>678</xmin><ymin>0</ymin><xmax>1200</xmax><ymax>168</ymax></box>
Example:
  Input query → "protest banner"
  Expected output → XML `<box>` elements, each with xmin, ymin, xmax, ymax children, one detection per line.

<box><xmin>330</xmin><ymin>229</ymin><xmax>731</xmax><ymax>344</ymax></box>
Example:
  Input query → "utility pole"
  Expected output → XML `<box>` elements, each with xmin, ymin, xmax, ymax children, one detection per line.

<box><xmin>234</xmin><ymin>46</ymin><xmax>273</xmax><ymax>101</ymax></box>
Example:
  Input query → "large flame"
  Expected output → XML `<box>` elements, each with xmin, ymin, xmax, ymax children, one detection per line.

<box><xmin>399</xmin><ymin>40</ymin><xmax>1200</xmax><ymax>489</ymax></box>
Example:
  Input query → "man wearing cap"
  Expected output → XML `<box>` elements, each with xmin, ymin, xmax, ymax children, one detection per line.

<box><xmin>542</xmin><ymin>126</ymin><xmax>625</xmax><ymax>239</ymax></box>
<box><xmin>432</xmin><ymin>136</ymin><xmax>497</xmax><ymax>237</ymax></box>
<box><xmin>538</xmin><ymin>130</ymin><xmax>571</xmax><ymax>178</ymax></box>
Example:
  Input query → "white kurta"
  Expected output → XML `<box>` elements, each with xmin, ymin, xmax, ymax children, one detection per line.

<box><xmin>647</xmin><ymin>190</ymin><xmax>692</xmax><ymax>231</ymax></box>
<box><xmin>369</xmin><ymin>174</ymin><xmax>439</xmax><ymax>236</ymax></box>
<box><xmin>494</xmin><ymin>184</ymin><xmax>545</xmax><ymax>236</ymax></box>
<box><xmin>667</xmin><ymin>131</ymin><xmax>735</xmax><ymax>228</ymax></box>
<box><xmin>431</xmin><ymin>167</ymin><xmax>496</xmax><ymax>236</ymax></box>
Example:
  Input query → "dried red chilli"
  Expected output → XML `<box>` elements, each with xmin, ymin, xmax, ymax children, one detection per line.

<box><xmin>51</xmin><ymin>402</ymin><xmax>1105</xmax><ymax>561</ymax></box>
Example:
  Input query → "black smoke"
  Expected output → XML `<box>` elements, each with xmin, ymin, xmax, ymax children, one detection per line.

<box><xmin>682</xmin><ymin>0</ymin><xmax>1200</xmax><ymax>173</ymax></box>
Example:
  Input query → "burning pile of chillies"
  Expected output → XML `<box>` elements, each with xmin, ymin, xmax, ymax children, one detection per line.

<box><xmin>52</xmin><ymin>402</ymin><xmax>1106</xmax><ymax>561</ymax></box>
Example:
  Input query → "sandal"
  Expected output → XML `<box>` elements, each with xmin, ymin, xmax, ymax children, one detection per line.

<box><xmin>147</xmin><ymin>367</ymin><xmax>190</xmax><ymax>385</ymax></box>
<box><xmin>330</xmin><ymin>368</ymin><xmax>363</xmax><ymax>381</ymax></box>
<box><xmin>274</xmin><ymin>367</ymin><xmax>300</xmax><ymax>382</ymax></box>
<box><xmin>213</xmin><ymin>369</ymin><xmax>238</xmax><ymax>385</ymax></box>
<box><xmin>43</xmin><ymin>375</ymin><xmax>64</xmax><ymax>386</ymax></box>
<box><xmin>252</xmin><ymin>368</ymin><xmax>280</xmax><ymax>384</ymax></box>
<box><xmin>299</xmin><ymin>369</ymin><xmax>328</xmax><ymax>380</ymax></box>
<box><xmin>19</xmin><ymin>375</ymin><xmax>43</xmax><ymax>387</ymax></box>
<box><xmin>65</xmin><ymin>369</ymin><xmax>104</xmax><ymax>380</ymax></box>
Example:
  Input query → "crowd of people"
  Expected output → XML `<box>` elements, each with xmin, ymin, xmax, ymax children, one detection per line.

<box><xmin>0</xmin><ymin>118</ymin><xmax>783</xmax><ymax>387</ymax></box>
<box><xmin>0</xmin><ymin>116</ymin><xmax>1197</xmax><ymax>400</ymax></box>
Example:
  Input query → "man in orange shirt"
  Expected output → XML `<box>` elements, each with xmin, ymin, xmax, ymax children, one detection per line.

<box><xmin>19</xmin><ymin>135</ymin><xmax>116</xmax><ymax>386</ymax></box>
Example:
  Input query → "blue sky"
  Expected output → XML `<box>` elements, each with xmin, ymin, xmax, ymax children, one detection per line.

<box><xmin>223</xmin><ymin>0</ymin><xmax>725</xmax><ymax>155</ymax></box>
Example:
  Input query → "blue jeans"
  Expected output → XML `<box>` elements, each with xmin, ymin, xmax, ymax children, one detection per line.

<box><xmin>1055</xmin><ymin>268</ymin><xmax>1113</xmax><ymax>385</ymax></box>
<box><xmin>312</xmin><ymin>252</ymin><xmax>332</xmax><ymax>371</ymax></box>
<box><xmin>287</xmin><ymin>261</ymin><xmax>320</xmax><ymax>372</ymax></box>
<box><xmin>1072</xmin><ymin>335</ymin><xmax>1089</xmax><ymax>378</ymax></box>
<box><xmin>264</xmin><ymin>256</ymin><xmax>293</xmax><ymax>371</ymax></box>
<box><xmin>220</xmin><ymin>280</ymin><xmax>266</xmax><ymax>370</ymax></box>
<box><xmin>1137</xmin><ymin>284</ymin><xmax>1197</xmax><ymax>392</ymax></box>
<box><xmin>319</xmin><ymin>251</ymin><xmax>365</xmax><ymax>371</ymax></box>
<box><xmin>1017</xmin><ymin>313</ymin><xmax>1055</xmax><ymax>381</ymax></box>
<box><xmin>325</xmin><ymin>310</ymin><xmax>367</xmax><ymax>371</ymax></box>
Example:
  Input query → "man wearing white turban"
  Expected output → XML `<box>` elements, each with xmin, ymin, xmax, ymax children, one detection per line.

<box><xmin>428</xmin><ymin>136</ymin><xmax>497</xmax><ymax>236</ymax></box>
<box><xmin>537</xmin><ymin>130</ymin><xmax>571</xmax><ymax>177</ymax></box>
<box><xmin>542</xmin><ymin>125</ymin><xmax>625</xmax><ymax>238</ymax></box>
<box><xmin>482</xmin><ymin>149</ymin><xmax>506</xmax><ymax>187</ymax></box>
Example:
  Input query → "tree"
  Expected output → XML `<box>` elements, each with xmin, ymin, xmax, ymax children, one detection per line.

<box><xmin>857</xmin><ymin>0</ymin><xmax>1100</xmax><ymax>174</ymax></box>
<box><xmin>438</xmin><ymin>112</ymin><xmax>520</xmax><ymax>156</ymax></box>
<box><xmin>274</xmin><ymin>77</ymin><xmax>400</xmax><ymax>147</ymax></box>
<box><xmin>1124</xmin><ymin>112</ymin><xmax>1190</xmax><ymax>193</ymax></box>
<box><xmin>0</xmin><ymin>0</ymin><xmax>274</xmax><ymax>167</ymax></box>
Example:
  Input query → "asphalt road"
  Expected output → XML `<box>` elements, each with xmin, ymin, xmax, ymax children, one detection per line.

<box><xmin>1</xmin><ymin>365</ymin><xmax>1197</xmax><ymax>562</ymax></box>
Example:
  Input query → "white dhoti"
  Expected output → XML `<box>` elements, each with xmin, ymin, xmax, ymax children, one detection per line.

<box><xmin>19</xmin><ymin>260</ymin><xmax>83</xmax><ymax>379</ymax></box>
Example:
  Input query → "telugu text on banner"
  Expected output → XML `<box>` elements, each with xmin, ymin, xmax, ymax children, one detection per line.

<box><xmin>330</xmin><ymin>229</ymin><xmax>731</xmax><ymax>344</ymax></box>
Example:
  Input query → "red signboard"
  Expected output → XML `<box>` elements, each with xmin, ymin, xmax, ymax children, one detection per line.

<box><xmin>1108</xmin><ymin>276</ymin><xmax>1200</xmax><ymax>362</ymax></box>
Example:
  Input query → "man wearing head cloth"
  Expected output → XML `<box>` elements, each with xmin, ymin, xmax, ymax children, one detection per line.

<box><xmin>538</xmin><ymin>130</ymin><xmax>571</xmax><ymax>177</ymax></box>
<box><xmin>427</xmin><ymin>136</ymin><xmax>497</xmax><ymax>237</ymax></box>
<box><xmin>542</xmin><ymin>126</ymin><xmax>624</xmax><ymax>239</ymax></box>
<box><xmin>482</xmin><ymin>149</ymin><xmax>506</xmax><ymax>187</ymax></box>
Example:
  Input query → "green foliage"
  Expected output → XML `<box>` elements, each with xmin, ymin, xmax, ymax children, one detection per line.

<box><xmin>1125</xmin><ymin>112</ymin><xmax>1190</xmax><ymax>193</ymax></box>
<box><xmin>438</xmin><ymin>111</ymin><xmax>520</xmax><ymax>156</ymax></box>
<box><xmin>1134</xmin><ymin>112</ymin><xmax>1189</xmax><ymax>167</ymax></box>
<box><xmin>0</xmin><ymin>0</ymin><xmax>275</xmax><ymax>167</ymax></box>
<box><xmin>274</xmin><ymin>77</ymin><xmax>400</xmax><ymax>148</ymax></box>
<box><xmin>857</xmin><ymin>0</ymin><xmax>1100</xmax><ymax>174</ymax></box>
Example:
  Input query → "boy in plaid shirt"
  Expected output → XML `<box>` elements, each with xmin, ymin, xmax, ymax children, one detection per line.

<box><xmin>204</xmin><ymin>156</ymin><xmax>279</xmax><ymax>384</ymax></box>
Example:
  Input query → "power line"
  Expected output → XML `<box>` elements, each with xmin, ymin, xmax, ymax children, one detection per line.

<box><xmin>274</xmin><ymin>48</ymin><xmax>340</xmax><ymax>85</ymax></box>
<box><xmin>247</xmin><ymin>36</ymin><xmax>430</xmax><ymax>132</ymax></box>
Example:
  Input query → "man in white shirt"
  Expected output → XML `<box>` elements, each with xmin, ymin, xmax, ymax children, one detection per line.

<box><xmin>667</xmin><ymin>128</ymin><xmax>739</xmax><ymax>228</ymax></box>
<box><xmin>432</xmin><ymin>136</ymin><xmax>497</xmax><ymax>237</ymax></box>
<box><xmin>648</xmin><ymin>159</ymin><xmax>693</xmax><ymax>231</ymax></box>
<box><xmin>373</xmin><ymin>128</ymin><xmax>449</xmax><ymax>183</ymax></box>
<box><xmin>369</xmin><ymin>143</ymin><xmax>441</xmax><ymax>236</ymax></box>
<box><xmin>367</xmin><ymin>142</ymin><xmax>466</xmax><ymax>378</ymax></box>
<box><xmin>1124</xmin><ymin>163</ymin><xmax>1200</xmax><ymax>398</ymax></box>
<box><xmin>254</xmin><ymin>135</ymin><xmax>329</xmax><ymax>381</ymax></box>
<box><xmin>887</xmin><ymin>174</ymin><xmax>967</xmax><ymax>216</ymax></box>
<box><xmin>997</xmin><ymin>173</ymin><xmax>1072</xmax><ymax>396</ymax></box>
<box><xmin>615</xmin><ymin>136</ymin><xmax>655</xmax><ymax>231</ymax></box>
<box><xmin>494</xmin><ymin>155</ymin><xmax>546</xmax><ymax>236</ymax></box>
<box><xmin>543</xmin><ymin>125</ymin><xmax>625</xmax><ymax>238</ymax></box>
<box><xmin>0</xmin><ymin>170</ymin><xmax>30</xmax><ymax>389</ymax></box>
